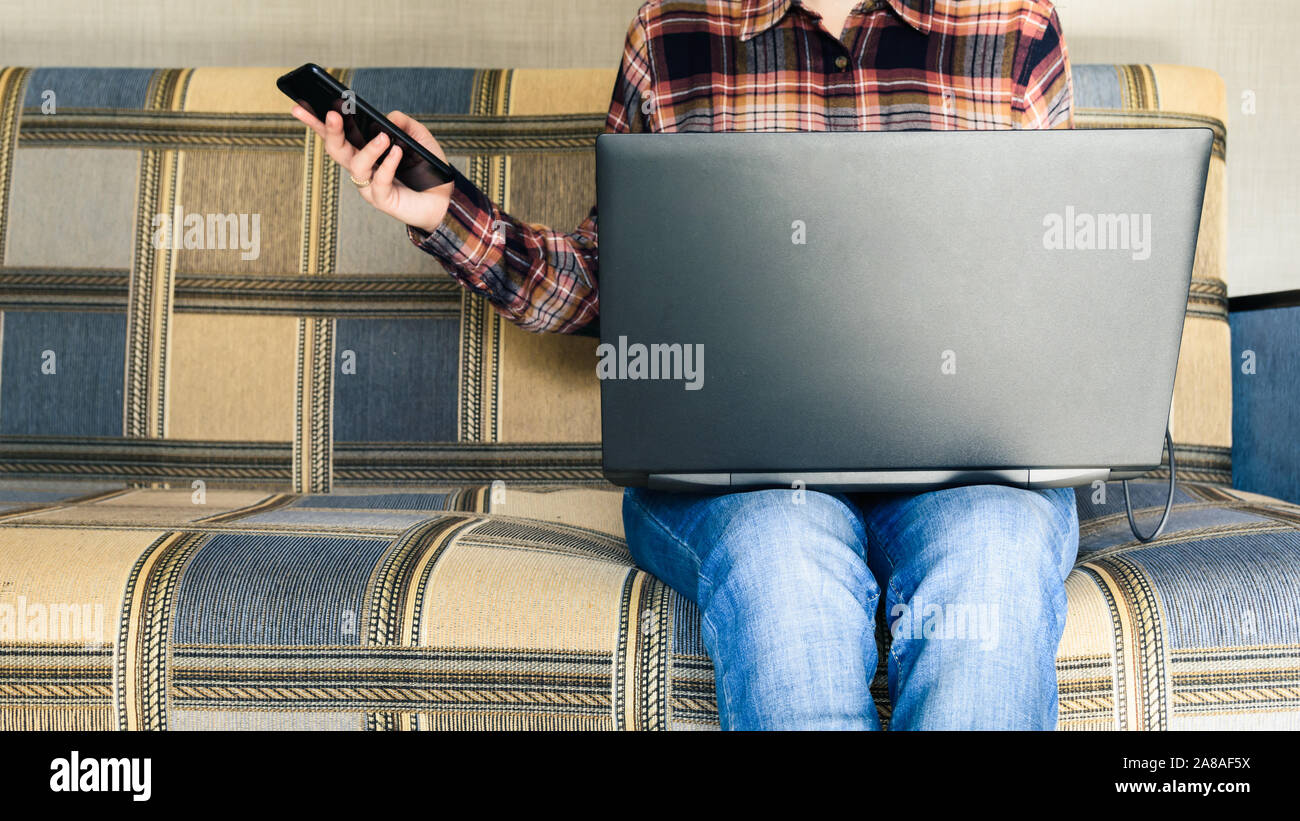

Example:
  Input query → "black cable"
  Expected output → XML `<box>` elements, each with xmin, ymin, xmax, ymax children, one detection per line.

<box><xmin>1122</xmin><ymin>427</ymin><xmax>1176</xmax><ymax>543</ymax></box>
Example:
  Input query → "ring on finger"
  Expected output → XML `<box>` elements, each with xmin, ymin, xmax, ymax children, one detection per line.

<box><xmin>349</xmin><ymin>174</ymin><xmax>372</xmax><ymax>187</ymax></box>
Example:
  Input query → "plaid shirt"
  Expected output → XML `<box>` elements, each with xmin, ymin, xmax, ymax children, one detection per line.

<box><xmin>410</xmin><ymin>0</ymin><xmax>1073</xmax><ymax>333</ymax></box>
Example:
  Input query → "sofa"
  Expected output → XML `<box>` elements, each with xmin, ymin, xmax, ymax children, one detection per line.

<box><xmin>0</xmin><ymin>63</ymin><xmax>1296</xmax><ymax>730</ymax></box>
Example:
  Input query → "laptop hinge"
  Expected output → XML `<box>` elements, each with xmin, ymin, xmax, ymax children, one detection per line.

<box><xmin>645</xmin><ymin>473</ymin><xmax>732</xmax><ymax>491</ymax></box>
<box><xmin>645</xmin><ymin>469</ymin><xmax>1112</xmax><ymax>492</ymax></box>
<box><xmin>1025</xmin><ymin>468</ymin><xmax>1110</xmax><ymax>488</ymax></box>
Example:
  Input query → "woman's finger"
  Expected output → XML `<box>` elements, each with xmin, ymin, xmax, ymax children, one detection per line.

<box><xmin>387</xmin><ymin>110</ymin><xmax>445</xmax><ymax>159</ymax></box>
<box><xmin>290</xmin><ymin>104</ymin><xmax>325</xmax><ymax>135</ymax></box>
<box><xmin>320</xmin><ymin>110</ymin><xmax>357</xmax><ymax>166</ymax></box>
<box><xmin>368</xmin><ymin>144</ymin><xmax>403</xmax><ymax>210</ymax></box>
<box><xmin>348</xmin><ymin>131</ymin><xmax>390</xmax><ymax>185</ymax></box>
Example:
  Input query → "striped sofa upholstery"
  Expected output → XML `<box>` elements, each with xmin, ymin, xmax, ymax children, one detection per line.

<box><xmin>0</xmin><ymin>64</ymin><xmax>1295</xmax><ymax>730</ymax></box>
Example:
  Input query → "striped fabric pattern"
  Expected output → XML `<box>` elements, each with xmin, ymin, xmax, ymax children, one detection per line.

<box><xmin>0</xmin><ymin>66</ymin><xmax>610</xmax><ymax>493</ymax></box>
<box><xmin>1</xmin><ymin>477</ymin><xmax>1298</xmax><ymax>729</ymax></box>
<box><xmin>0</xmin><ymin>61</ymin><xmax>1273</xmax><ymax>729</ymax></box>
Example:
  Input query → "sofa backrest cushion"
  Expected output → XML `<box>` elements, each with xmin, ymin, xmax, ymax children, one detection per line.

<box><xmin>0</xmin><ymin>64</ymin><xmax>1229</xmax><ymax>490</ymax></box>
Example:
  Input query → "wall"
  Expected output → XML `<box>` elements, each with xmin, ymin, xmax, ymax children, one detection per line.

<box><xmin>1053</xmin><ymin>0</ymin><xmax>1298</xmax><ymax>297</ymax></box>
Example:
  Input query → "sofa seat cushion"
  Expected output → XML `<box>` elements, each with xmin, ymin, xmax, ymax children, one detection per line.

<box><xmin>2</xmin><ymin>477</ymin><xmax>1297</xmax><ymax>730</ymax></box>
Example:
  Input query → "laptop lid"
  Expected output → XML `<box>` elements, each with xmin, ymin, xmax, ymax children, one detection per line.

<box><xmin>595</xmin><ymin>129</ymin><xmax>1213</xmax><ymax>491</ymax></box>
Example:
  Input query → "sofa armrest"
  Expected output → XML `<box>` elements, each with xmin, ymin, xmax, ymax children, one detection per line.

<box><xmin>1229</xmin><ymin>292</ymin><xmax>1300</xmax><ymax>504</ymax></box>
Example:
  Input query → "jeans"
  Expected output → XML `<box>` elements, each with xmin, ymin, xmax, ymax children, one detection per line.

<box><xmin>622</xmin><ymin>484</ymin><xmax>1079</xmax><ymax>730</ymax></box>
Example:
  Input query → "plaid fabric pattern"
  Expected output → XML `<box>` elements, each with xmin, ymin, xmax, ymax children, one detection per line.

<box><xmin>411</xmin><ymin>0</ymin><xmax>1073</xmax><ymax>333</ymax></box>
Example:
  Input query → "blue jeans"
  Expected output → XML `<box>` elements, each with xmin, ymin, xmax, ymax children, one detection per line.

<box><xmin>622</xmin><ymin>484</ymin><xmax>1079</xmax><ymax>730</ymax></box>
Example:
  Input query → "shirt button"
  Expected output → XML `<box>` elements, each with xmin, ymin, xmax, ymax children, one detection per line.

<box><xmin>835</xmin><ymin>55</ymin><xmax>849</xmax><ymax>71</ymax></box>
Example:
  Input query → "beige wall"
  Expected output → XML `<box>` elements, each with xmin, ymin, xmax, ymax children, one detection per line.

<box><xmin>0</xmin><ymin>0</ymin><xmax>1294</xmax><ymax>295</ymax></box>
<box><xmin>0</xmin><ymin>1</ymin><xmax>646</xmax><ymax>69</ymax></box>
<box><xmin>1054</xmin><ymin>0</ymin><xmax>1299</xmax><ymax>297</ymax></box>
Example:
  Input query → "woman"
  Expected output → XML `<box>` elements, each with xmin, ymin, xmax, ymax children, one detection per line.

<box><xmin>291</xmin><ymin>0</ymin><xmax>1079</xmax><ymax>730</ymax></box>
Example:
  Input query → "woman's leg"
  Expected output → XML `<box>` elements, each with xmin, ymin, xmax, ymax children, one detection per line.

<box><xmin>623</xmin><ymin>486</ymin><xmax>881</xmax><ymax>730</ymax></box>
<box><xmin>858</xmin><ymin>485</ymin><xmax>1079</xmax><ymax>730</ymax></box>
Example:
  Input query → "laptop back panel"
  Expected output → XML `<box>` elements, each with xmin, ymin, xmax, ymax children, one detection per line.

<box><xmin>596</xmin><ymin>129</ymin><xmax>1213</xmax><ymax>489</ymax></box>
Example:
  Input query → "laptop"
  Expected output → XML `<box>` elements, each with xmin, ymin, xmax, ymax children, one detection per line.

<box><xmin>595</xmin><ymin>129</ymin><xmax>1213</xmax><ymax>491</ymax></box>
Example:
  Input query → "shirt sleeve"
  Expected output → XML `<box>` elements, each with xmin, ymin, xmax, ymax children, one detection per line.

<box><xmin>1014</xmin><ymin>3</ymin><xmax>1074</xmax><ymax>130</ymax></box>
<box><xmin>406</xmin><ymin>7</ymin><xmax>655</xmax><ymax>334</ymax></box>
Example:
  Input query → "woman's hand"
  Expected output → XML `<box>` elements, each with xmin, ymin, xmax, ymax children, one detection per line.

<box><xmin>289</xmin><ymin>106</ymin><xmax>455</xmax><ymax>233</ymax></box>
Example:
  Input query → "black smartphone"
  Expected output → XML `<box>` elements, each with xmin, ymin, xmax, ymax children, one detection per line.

<box><xmin>277</xmin><ymin>63</ymin><xmax>455</xmax><ymax>191</ymax></box>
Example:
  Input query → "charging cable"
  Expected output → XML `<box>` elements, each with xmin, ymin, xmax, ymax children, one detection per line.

<box><xmin>1122</xmin><ymin>427</ymin><xmax>1176</xmax><ymax>543</ymax></box>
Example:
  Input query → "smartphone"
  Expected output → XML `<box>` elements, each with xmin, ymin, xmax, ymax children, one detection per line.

<box><xmin>277</xmin><ymin>63</ymin><xmax>455</xmax><ymax>191</ymax></box>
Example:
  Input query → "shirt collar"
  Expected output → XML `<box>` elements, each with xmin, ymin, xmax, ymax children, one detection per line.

<box><xmin>739</xmin><ymin>0</ymin><xmax>936</xmax><ymax>41</ymax></box>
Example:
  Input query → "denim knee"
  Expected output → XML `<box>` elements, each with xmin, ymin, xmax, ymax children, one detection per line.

<box><xmin>871</xmin><ymin>485</ymin><xmax>1078</xmax><ymax>648</ymax></box>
